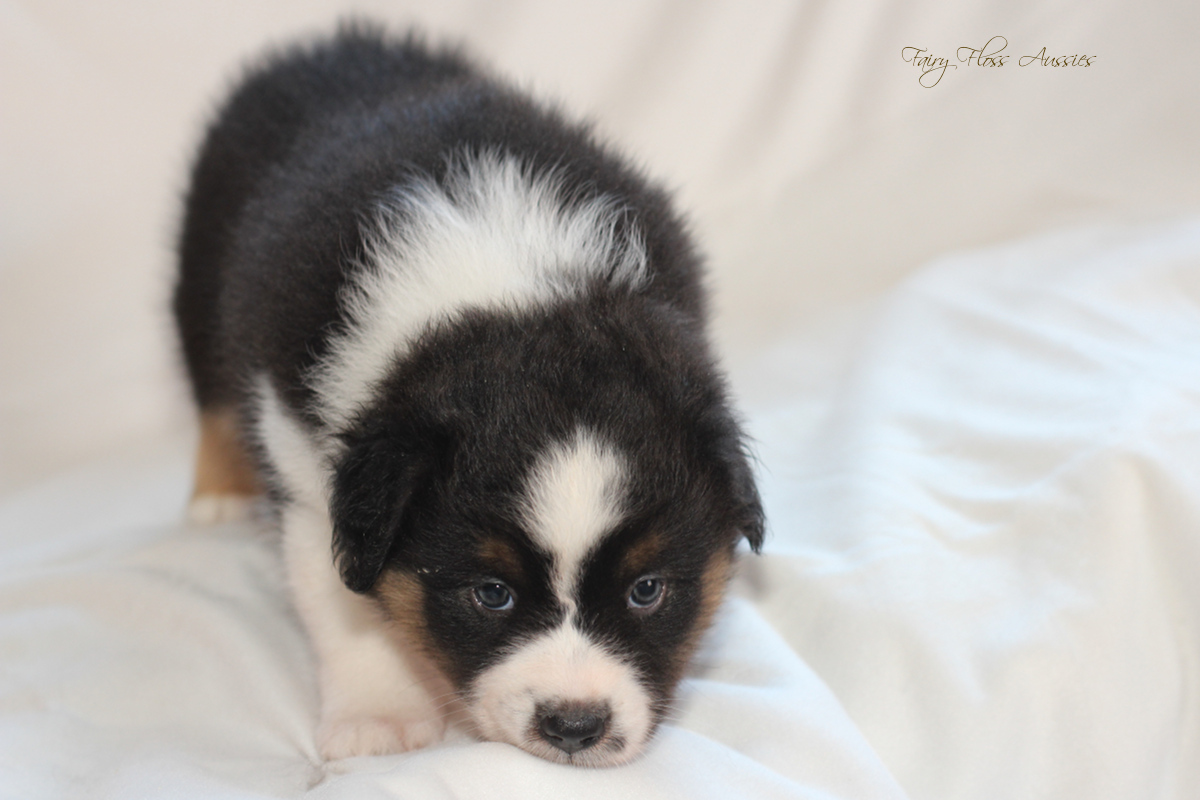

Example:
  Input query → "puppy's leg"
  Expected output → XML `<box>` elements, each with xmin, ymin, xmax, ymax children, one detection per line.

<box><xmin>188</xmin><ymin>409</ymin><xmax>262</xmax><ymax>523</ymax></box>
<box><xmin>281</xmin><ymin>501</ymin><xmax>449</xmax><ymax>760</ymax></box>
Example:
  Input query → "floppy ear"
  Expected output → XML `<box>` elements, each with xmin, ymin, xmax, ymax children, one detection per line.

<box><xmin>710</xmin><ymin>418</ymin><xmax>766</xmax><ymax>552</ymax></box>
<box><xmin>730</xmin><ymin>452</ymin><xmax>765</xmax><ymax>553</ymax></box>
<box><xmin>330</xmin><ymin>425</ymin><xmax>442</xmax><ymax>593</ymax></box>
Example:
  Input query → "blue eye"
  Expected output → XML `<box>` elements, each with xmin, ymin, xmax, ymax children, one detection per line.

<box><xmin>474</xmin><ymin>581</ymin><xmax>515</xmax><ymax>612</ymax></box>
<box><xmin>627</xmin><ymin>577</ymin><xmax>665</xmax><ymax>610</ymax></box>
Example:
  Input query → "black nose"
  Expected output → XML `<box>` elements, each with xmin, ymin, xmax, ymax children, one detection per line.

<box><xmin>537</xmin><ymin>706</ymin><xmax>609</xmax><ymax>754</ymax></box>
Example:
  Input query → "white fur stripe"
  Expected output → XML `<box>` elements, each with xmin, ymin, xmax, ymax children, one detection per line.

<box><xmin>522</xmin><ymin>429</ymin><xmax>626</xmax><ymax>601</ymax></box>
<box><xmin>253</xmin><ymin>374</ymin><xmax>333</xmax><ymax>508</ymax></box>
<box><xmin>310</xmin><ymin>153</ymin><xmax>649</xmax><ymax>430</ymax></box>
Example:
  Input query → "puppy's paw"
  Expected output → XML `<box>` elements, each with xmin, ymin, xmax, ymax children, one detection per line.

<box><xmin>317</xmin><ymin>714</ymin><xmax>446</xmax><ymax>760</ymax></box>
<box><xmin>187</xmin><ymin>493</ymin><xmax>258</xmax><ymax>525</ymax></box>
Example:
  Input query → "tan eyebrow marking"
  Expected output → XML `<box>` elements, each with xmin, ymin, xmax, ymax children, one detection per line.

<box><xmin>619</xmin><ymin>530</ymin><xmax>665</xmax><ymax>578</ymax></box>
<box><xmin>478</xmin><ymin>537</ymin><xmax>525</xmax><ymax>581</ymax></box>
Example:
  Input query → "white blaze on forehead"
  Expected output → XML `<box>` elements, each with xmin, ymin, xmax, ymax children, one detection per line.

<box><xmin>310</xmin><ymin>152</ymin><xmax>648</xmax><ymax>431</ymax></box>
<box><xmin>522</xmin><ymin>429</ymin><xmax>627</xmax><ymax>599</ymax></box>
<box><xmin>470</xmin><ymin>620</ymin><xmax>653</xmax><ymax>766</ymax></box>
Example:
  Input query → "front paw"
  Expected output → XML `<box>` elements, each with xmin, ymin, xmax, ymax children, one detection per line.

<box><xmin>316</xmin><ymin>714</ymin><xmax>446</xmax><ymax>760</ymax></box>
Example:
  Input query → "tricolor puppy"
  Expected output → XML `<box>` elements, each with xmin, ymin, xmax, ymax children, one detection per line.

<box><xmin>174</xmin><ymin>26</ymin><xmax>763</xmax><ymax>766</ymax></box>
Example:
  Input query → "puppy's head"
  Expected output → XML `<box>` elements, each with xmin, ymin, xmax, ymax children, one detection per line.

<box><xmin>329</xmin><ymin>300</ymin><xmax>763</xmax><ymax>766</ymax></box>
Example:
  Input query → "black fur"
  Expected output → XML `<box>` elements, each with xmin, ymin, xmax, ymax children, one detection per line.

<box><xmin>175</xmin><ymin>24</ymin><xmax>705</xmax><ymax>417</ymax></box>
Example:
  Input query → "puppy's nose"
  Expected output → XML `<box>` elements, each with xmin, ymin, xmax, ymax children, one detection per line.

<box><xmin>537</xmin><ymin>706</ymin><xmax>609</xmax><ymax>754</ymax></box>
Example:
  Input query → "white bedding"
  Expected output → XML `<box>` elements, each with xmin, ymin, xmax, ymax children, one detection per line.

<box><xmin>4</xmin><ymin>2</ymin><xmax>1200</xmax><ymax>798</ymax></box>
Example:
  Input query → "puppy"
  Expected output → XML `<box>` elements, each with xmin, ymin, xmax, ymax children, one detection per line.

<box><xmin>173</xmin><ymin>25</ymin><xmax>763</xmax><ymax>766</ymax></box>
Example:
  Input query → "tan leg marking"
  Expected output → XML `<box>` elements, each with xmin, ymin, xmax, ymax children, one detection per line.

<box><xmin>188</xmin><ymin>409</ymin><xmax>262</xmax><ymax>523</ymax></box>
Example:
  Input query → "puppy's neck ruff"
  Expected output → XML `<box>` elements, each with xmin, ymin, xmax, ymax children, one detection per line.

<box><xmin>311</xmin><ymin>153</ymin><xmax>649</xmax><ymax>432</ymax></box>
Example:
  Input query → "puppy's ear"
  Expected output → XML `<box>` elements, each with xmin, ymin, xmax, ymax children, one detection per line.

<box><xmin>711</xmin><ymin>421</ymin><xmax>765</xmax><ymax>553</ymax></box>
<box><xmin>730</xmin><ymin>453</ymin><xmax>765</xmax><ymax>553</ymax></box>
<box><xmin>330</xmin><ymin>425</ymin><xmax>445</xmax><ymax>593</ymax></box>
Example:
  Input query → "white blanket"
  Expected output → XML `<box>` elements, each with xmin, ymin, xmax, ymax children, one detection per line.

<box><xmin>4</xmin><ymin>2</ymin><xmax>1200</xmax><ymax>797</ymax></box>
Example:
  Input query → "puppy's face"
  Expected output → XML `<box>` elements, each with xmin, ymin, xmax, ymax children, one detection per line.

<box><xmin>379</xmin><ymin>429</ymin><xmax>743</xmax><ymax>765</ymax></box>
<box><xmin>329</xmin><ymin>304</ymin><xmax>763</xmax><ymax>766</ymax></box>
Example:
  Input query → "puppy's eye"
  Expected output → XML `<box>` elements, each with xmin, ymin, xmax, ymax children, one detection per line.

<box><xmin>627</xmin><ymin>576</ymin><xmax>665</xmax><ymax>611</ymax></box>
<box><xmin>473</xmin><ymin>581</ymin><xmax>515</xmax><ymax>612</ymax></box>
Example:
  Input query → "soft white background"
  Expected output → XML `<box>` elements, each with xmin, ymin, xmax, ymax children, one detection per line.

<box><xmin>2</xmin><ymin>2</ymin><xmax>1200</xmax><ymax>798</ymax></box>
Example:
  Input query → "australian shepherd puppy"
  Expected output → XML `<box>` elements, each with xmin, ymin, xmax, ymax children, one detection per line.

<box><xmin>173</xmin><ymin>24</ymin><xmax>763</xmax><ymax>767</ymax></box>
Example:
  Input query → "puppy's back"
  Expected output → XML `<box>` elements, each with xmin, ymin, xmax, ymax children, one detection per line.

<box><xmin>174</xmin><ymin>26</ymin><xmax>474</xmax><ymax>410</ymax></box>
<box><xmin>174</xmin><ymin>24</ymin><xmax>705</xmax><ymax>432</ymax></box>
